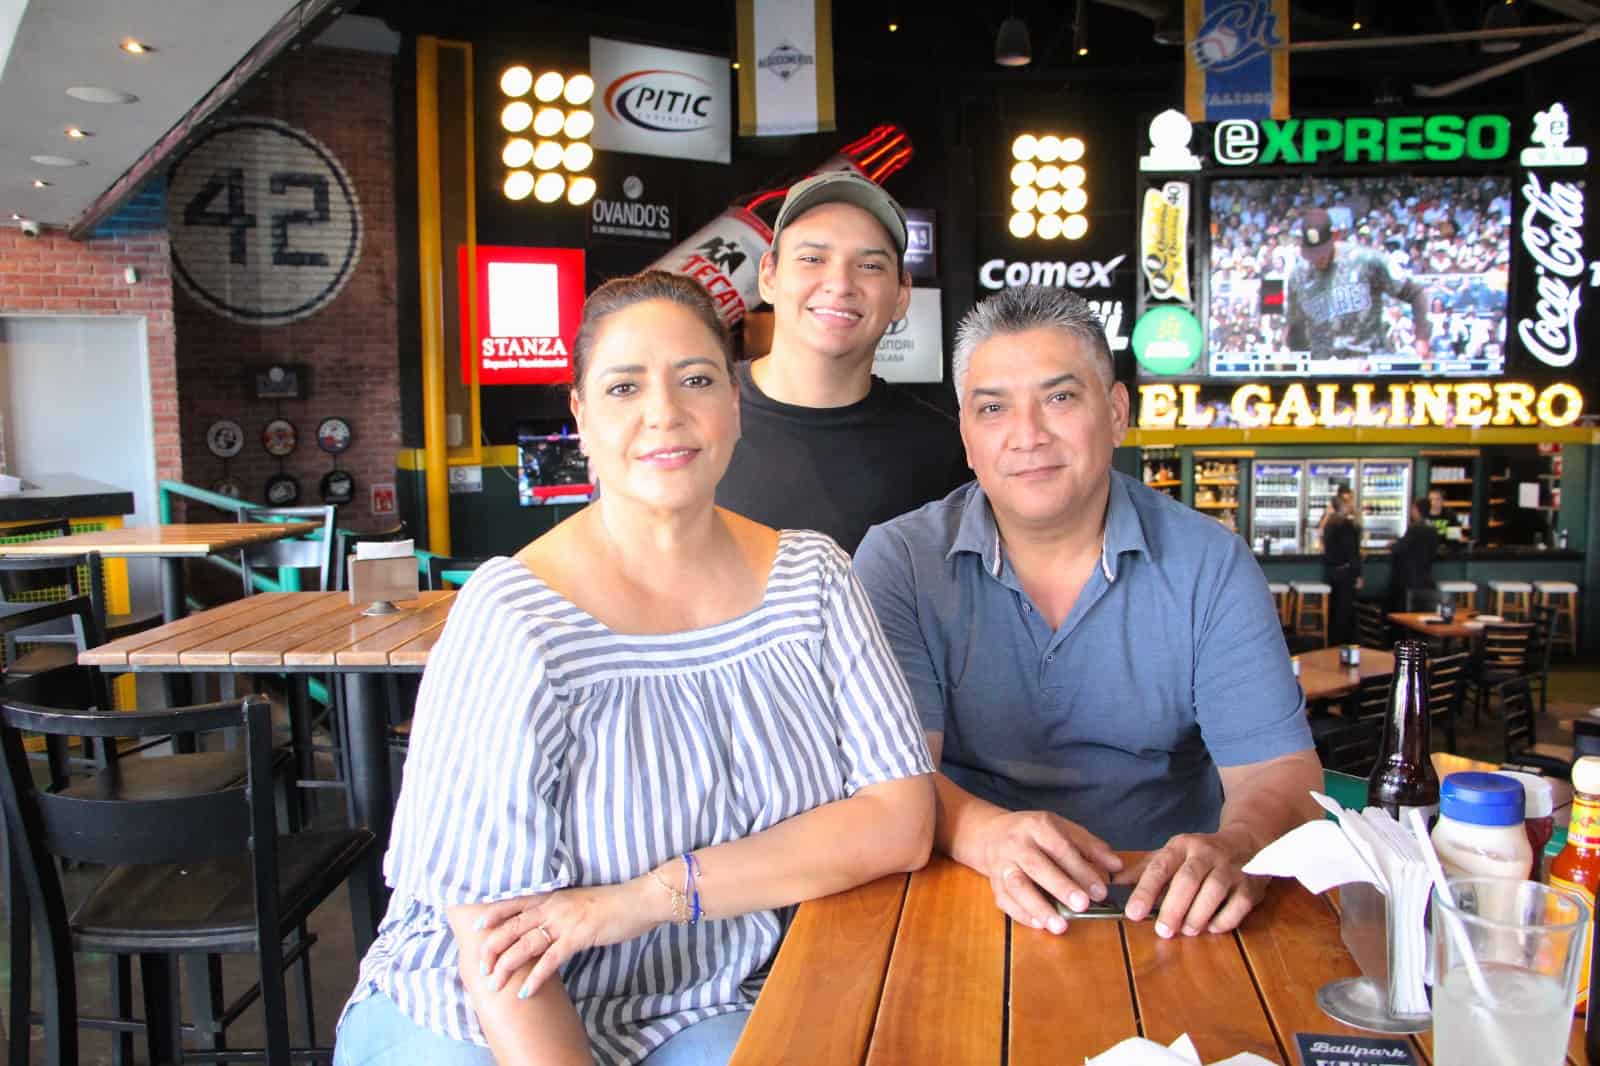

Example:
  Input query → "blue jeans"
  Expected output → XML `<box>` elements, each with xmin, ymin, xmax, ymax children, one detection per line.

<box><xmin>334</xmin><ymin>992</ymin><xmax>751</xmax><ymax>1066</ymax></box>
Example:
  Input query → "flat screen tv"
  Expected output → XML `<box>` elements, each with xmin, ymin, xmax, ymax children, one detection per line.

<box><xmin>1198</xmin><ymin>175</ymin><xmax>1512</xmax><ymax>380</ymax></box>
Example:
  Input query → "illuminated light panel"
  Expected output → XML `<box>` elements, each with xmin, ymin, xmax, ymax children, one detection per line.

<box><xmin>1010</xmin><ymin>161</ymin><xmax>1037</xmax><ymax>187</ymax></box>
<box><xmin>1063</xmin><ymin>214</ymin><xmax>1088</xmax><ymax>240</ymax></box>
<box><xmin>1012</xmin><ymin>134</ymin><xmax>1038</xmax><ymax>162</ymax></box>
<box><xmin>120</xmin><ymin>39</ymin><xmax>150</xmax><ymax>55</ymax></box>
<box><xmin>1035</xmin><ymin>135</ymin><xmax>1062</xmax><ymax>162</ymax></box>
<box><xmin>1036</xmin><ymin>214</ymin><xmax>1063</xmax><ymax>240</ymax></box>
<box><xmin>533</xmin><ymin>107</ymin><xmax>565</xmax><ymax>138</ymax></box>
<box><xmin>1011</xmin><ymin>186</ymin><xmax>1038</xmax><ymax>212</ymax></box>
<box><xmin>533</xmin><ymin>140</ymin><xmax>565</xmax><ymax>170</ymax></box>
<box><xmin>535</xmin><ymin>172</ymin><xmax>566</xmax><ymax>203</ymax></box>
<box><xmin>500</xmin><ymin>66</ymin><xmax>533</xmax><ymax>97</ymax></box>
<box><xmin>563</xmin><ymin>142</ymin><xmax>594</xmax><ymax>172</ymax></box>
<box><xmin>501</xmin><ymin>102</ymin><xmax>533</xmax><ymax>133</ymax></box>
<box><xmin>1034</xmin><ymin>164</ymin><xmax>1060</xmax><ymax>189</ymax></box>
<box><xmin>1061</xmin><ymin>136</ymin><xmax>1085</xmax><ymax>162</ymax></box>
<box><xmin>568</xmin><ymin>176</ymin><xmax>597</xmax><ymax>205</ymax></box>
<box><xmin>503</xmin><ymin>138</ymin><xmax>534</xmax><ymax>168</ymax></box>
<box><xmin>504</xmin><ymin>171</ymin><xmax>534</xmax><ymax>200</ymax></box>
<box><xmin>1063</xmin><ymin>187</ymin><xmax>1088</xmax><ymax>213</ymax></box>
<box><xmin>1009</xmin><ymin>212</ymin><xmax>1036</xmax><ymax>239</ymax></box>
<box><xmin>563</xmin><ymin>74</ymin><xmax>595</xmax><ymax>106</ymax></box>
<box><xmin>534</xmin><ymin>71</ymin><xmax>565</xmax><ymax>102</ymax></box>
<box><xmin>564</xmin><ymin>110</ymin><xmax>594</xmax><ymax>139</ymax></box>
<box><xmin>1062</xmin><ymin>164</ymin><xmax>1086</xmax><ymax>188</ymax></box>
<box><xmin>1037</xmin><ymin>189</ymin><xmax>1063</xmax><ymax>215</ymax></box>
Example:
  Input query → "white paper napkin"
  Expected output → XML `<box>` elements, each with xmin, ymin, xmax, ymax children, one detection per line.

<box><xmin>354</xmin><ymin>539</ymin><xmax>414</xmax><ymax>560</ymax></box>
<box><xmin>1084</xmin><ymin>1033</ymin><xmax>1276</xmax><ymax>1065</ymax></box>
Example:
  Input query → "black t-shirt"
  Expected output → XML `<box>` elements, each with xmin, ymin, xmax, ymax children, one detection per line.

<box><xmin>716</xmin><ymin>362</ymin><xmax>970</xmax><ymax>553</ymax></box>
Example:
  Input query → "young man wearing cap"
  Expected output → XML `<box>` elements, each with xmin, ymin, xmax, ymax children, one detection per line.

<box><xmin>715</xmin><ymin>171</ymin><xmax>968</xmax><ymax>554</ymax></box>
<box><xmin>1285</xmin><ymin>207</ymin><xmax>1434</xmax><ymax>372</ymax></box>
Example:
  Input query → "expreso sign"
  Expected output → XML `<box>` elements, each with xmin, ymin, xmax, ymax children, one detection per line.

<box><xmin>1213</xmin><ymin>114</ymin><xmax>1511</xmax><ymax>166</ymax></box>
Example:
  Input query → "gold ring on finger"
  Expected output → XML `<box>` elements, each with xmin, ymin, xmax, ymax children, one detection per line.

<box><xmin>535</xmin><ymin>924</ymin><xmax>553</xmax><ymax>948</ymax></box>
<box><xmin>1001</xmin><ymin>864</ymin><xmax>1022</xmax><ymax>882</ymax></box>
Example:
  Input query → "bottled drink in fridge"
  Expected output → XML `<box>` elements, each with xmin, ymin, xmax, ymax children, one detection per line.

<box><xmin>1366</xmin><ymin>640</ymin><xmax>1440</xmax><ymax>825</ymax></box>
<box><xmin>647</xmin><ymin>124</ymin><xmax>912</xmax><ymax>330</ymax></box>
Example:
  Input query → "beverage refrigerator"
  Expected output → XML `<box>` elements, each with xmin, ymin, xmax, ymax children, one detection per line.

<box><xmin>1249</xmin><ymin>461</ymin><xmax>1304</xmax><ymax>554</ymax></box>
<box><xmin>1305</xmin><ymin>460</ymin><xmax>1358</xmax><ymax>553</ymax></box>
<box><xmin>1358</xmin><ymin>460</ymin><xmax>1413</xmax><ymax>549</ymax></box>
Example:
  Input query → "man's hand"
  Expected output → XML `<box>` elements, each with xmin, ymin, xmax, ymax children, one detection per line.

<box><xmin>1121</xmin><ymin>830</ymin><xmax>1264</xmax><ymax>937</ymax></box>
<box><xmin>979</xmin><ymin>810</ymin><xmax>1123</xmax><ymax>935</ymax></box>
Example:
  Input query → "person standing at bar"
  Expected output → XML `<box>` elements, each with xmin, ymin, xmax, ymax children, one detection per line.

<box><xmin>716</xmin><ymin>171</ymin><xmax>968</xmax><ymax>553</ymax></box>
<box><xmin>1322</xmin><ymin>484</ymin><xmax>1363</xmax><ymax>644</ymax></box>
<box><xmin>854</xmin><ymin>286</ymin><xmax>1321</xmax><ymax>941</ymax></box>
<box><xmin>1387</xmin><ymin>496</ymin><xmax>1439</xmax><ymax>612</ymax></box>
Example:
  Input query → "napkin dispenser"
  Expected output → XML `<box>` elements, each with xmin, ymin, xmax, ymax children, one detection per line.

<box><xmin>348</xmin><ymin>540</ymin><xmax>418</xmax><ymax>615</ymax></box>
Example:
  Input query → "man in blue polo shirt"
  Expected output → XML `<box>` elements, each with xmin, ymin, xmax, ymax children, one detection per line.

<box><xmin>854</xmin><ymin>286</ymin><xmax>1320</xmax><ymax>941</ymax></box>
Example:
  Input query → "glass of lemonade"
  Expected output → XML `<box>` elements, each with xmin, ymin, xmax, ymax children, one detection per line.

<box><xmin>1431</xmin><ymin>877</ymin><xmax>1590</xmax><ymax>1066</ymax></box>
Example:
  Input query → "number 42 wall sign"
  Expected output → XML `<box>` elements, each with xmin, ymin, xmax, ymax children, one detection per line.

<box><xmin>168</xmin><ymin>117</ymin><xmax>364</xmax><ymax>325</ymax></box>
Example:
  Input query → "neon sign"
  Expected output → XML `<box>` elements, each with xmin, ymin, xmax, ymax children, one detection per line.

<box><xmin>1138</xmin><ymin>381</ymin><xmax>1584</xmax><ymax>429</ymax></box>
<box><xmin>1517</xmin><ymin>105</ymin><xmax>1591</xmax><ymax>370</ymax></box>
<box><xmin>1213</xmin><ymin>114</ymin><xmax>1512</xmax><ymax>166</ymax></box>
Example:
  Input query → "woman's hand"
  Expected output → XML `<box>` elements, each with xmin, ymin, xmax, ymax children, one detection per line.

<box><xmin>476</xmin><ymin>878</ymin><xmax>670</xmax><ymax>1000</ymax></box>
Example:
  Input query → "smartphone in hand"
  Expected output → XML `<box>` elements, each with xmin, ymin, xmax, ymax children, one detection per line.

<box><xmin>1053</xmin><ymin>883</ymin><xmax>1137</xmax><ymax>920</ymax></box>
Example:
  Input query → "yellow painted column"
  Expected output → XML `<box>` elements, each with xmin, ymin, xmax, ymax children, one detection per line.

<box><xmin>416</xmin><ymin>36</ymin><xmax>452</xmax><ymax>555</ymax></box>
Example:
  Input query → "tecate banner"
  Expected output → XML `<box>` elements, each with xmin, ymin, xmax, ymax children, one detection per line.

<box><xmin>591</xmin><ymin>37</ymin><xmax>732</xmax><ymax>164</ymax></box>
<box><xmin>872</xmin><ymin>288</ymin><xmax>945</xmax><ymax>383</ymax></box>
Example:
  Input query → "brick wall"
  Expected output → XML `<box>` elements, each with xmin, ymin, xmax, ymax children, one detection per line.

<box><xmin>174</xmin><ymin>45</ymin><xmax>399</xmax><ymax>522</ymax></box>
<box><xmin>0</xmin><ymin>186</ymin><xmax>181</xmax><ymax>482</ymax></box>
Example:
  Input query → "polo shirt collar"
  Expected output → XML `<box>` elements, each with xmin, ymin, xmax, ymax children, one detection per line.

<box><xmin>947</xmin><ymin>473</ymin><xmax>1151</xmax><ymax>583</ymax></box>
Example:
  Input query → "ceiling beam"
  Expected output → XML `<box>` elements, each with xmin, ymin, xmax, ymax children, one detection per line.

<box><xmin>67</xmin><ymin>0</ymin><xmax>347</xmax><ymax>240</ymax></box>
<box><xmin>1414</xmin><ymin>23</ymin><xmax>1600</xmax><ymax>97</ymax></box>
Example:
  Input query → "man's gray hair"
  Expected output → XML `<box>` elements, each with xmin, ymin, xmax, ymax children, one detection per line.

<box><xmin>951</xmin><ymin>286</ymin><xmax>1115</xmax><ymax>406</ymax></box>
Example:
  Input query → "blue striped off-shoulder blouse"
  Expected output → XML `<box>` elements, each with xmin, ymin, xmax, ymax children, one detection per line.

<box><xmin>340</xmin><ymin>529</ymin><xmax>933</xmax><ymax>1065</ymax></box>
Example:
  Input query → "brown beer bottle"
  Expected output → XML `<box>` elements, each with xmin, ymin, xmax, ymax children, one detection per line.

<box><xmin>1555</xmin><ymin>757</ymin><xmax>1600</xmax><ymax>1016</ymax></box>
<box><xmin>1365</xmin><ymin>640</ymin><xmax>1440</xmax><ymax>824</ymax></box>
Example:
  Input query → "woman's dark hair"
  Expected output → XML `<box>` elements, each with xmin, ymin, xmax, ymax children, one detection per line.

<box><xmin>571</xmin><ymin>270</ymin><xmax>735</xmax><ymax>392</ymax></box>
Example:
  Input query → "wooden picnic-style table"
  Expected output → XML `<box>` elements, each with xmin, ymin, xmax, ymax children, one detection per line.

<box><xmin>0</xmin><ymin>521</ymin><xmax>318</xmax><ymax>623</ymax></box>
<box><xmin>1297</xmin><ymin>646</ymin><xmax>1396</xmax><ymax>704</ymax></box>
<box><xmin>80</xmin><ymin>588</ymin><xmax>455</xmax><ymax>948</ymax></box>
<box><xmin>729</xmin><ymin>851</ymin><xmax>1591</xmax><ymax>1066</ymax></box>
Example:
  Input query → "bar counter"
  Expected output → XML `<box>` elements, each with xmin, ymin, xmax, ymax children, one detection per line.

<box><xmin>0</xmin><ymin>474</ymin><xmax>135</xmax><ymax>524</ymax></box>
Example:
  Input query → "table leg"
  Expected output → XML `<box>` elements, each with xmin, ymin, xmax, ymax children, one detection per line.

<box><xmin>158</xmin><ymin>558</ymin><xmax>192</xmax><ymax>710</ymax></box>
<box><xmin>343</xmin><ymin>671</ymin><xmax>392</xmax><ymax>947</ymax></box>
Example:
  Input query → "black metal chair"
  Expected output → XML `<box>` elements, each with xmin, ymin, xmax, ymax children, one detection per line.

<box><xmin>1527</xmin><ymin>604</ymin><xmax>1556</xmax><ymax>717</ymax></box>
<box><xmin>1355</xmin><ymin>601</ymin><xmax>1390</xmax><ymax>650</ymax></box>
<box><xmin>425</xmin><ymin>554</ymin><xmax>489</xmax><ymax>591</ymax></box>
<box><xmin>1427</xmin><ymin>651</ymin><xmax>1470</xmax><ymax>754</ymax></box>
<box><xmin>0</xmin><ymin>688</ymin><xmax>375</xmax><ymax>1066</ymax></box>
<box><xmin>0</xmin><ymin>552</ymin><xmax>109</xmax><ymax>679</ymax></box>
<box><xmin>1404</xmin><ymin>588</ymin><xmax>1442</xmax><ymax>614</ymax></box>
<box><xmin>239</xmin><ymin>506</ymin><xmax>338</xmax><ymax>597</ymax></box>
<box><xmin>1500</xmin><ymin>675</ymin><xmax>1573</xmax><ymax>779</ymax></box>
<box><xmin>1468</xmin><ymin>622</ymin><xmax>1534</xmax><ymax>725</ymax></box>
<box><xmin>1312</xmin><ymin>672</ymin><xmax>1390</xmax><ymax>776</ymax></box>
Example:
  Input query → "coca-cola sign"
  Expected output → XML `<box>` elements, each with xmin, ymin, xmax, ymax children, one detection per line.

<box><xmin>1515</xmin><ymin>103</ymin><xmax>1592</xmax><ymax>373</ymax></box>
<box><xmin>1517</xmin><ymin>175</ymin><xmax>1585</xmax><ymax>368</ymax></box>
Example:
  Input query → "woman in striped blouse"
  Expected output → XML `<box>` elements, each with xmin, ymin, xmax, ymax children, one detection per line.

<box><xmin>335</xmin><ymin>270</ymin><xmax>936</xmax><ymax>1066</ymax></box>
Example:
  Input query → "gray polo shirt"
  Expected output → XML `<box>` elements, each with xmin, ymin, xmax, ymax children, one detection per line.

<box><xmin>854</xmin><ymin>471</ymin><xmax>1312</xmax><ymax>851</ymax></box>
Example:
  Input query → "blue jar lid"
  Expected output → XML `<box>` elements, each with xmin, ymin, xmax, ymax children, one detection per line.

<box><xmin>1441</xmin><ymin>772</ymin><xmax>1525</xmax><ymax>827</ymax></box>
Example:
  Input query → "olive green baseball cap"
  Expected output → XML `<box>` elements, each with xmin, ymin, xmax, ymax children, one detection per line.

<box><xmin>771</xmin><ymin>170</ymin><xmax>909</xmax><ymax>258</ymax></box>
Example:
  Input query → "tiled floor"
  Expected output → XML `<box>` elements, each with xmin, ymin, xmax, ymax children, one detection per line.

<box><xmin>5</xmin><ymin>663</ymin><xmax>1598</xmax><ymax>1063</ymax></box>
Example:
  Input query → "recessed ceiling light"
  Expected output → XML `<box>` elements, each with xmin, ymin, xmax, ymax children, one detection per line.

<box><xmin>120</xmin><ymin>39</ymin><xmax>152</xmax><ymax>55</ymax></box>
<box><xmin>30</xmin><ymin>155</ymin><xmax>87</xmax><ymax>167</ymax></box>
<box><xmin>65</xmin><ymin>127</ymin><xmax>92</xmax><ymax>139</ymax></box>
<box><xmin>66</xmin><ymin>87</ymin><xmax>139</xmax><ymax>105</ymax></box>
<box><xmin>9</xmin><ymin>213</ymin><xmax>22</xmax><ymax>221</ymax></box>
<box><xmin>32</xmin><ymin>180</ymin><xmax>49</xmax><ymax>188</ymax></box>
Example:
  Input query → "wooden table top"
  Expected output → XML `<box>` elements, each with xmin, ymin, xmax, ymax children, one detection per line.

<box><xmin>1387</xmin><ymin>610</ymin><xmax>1530</xmax><ymax>642</ymax></box>
<box><xmin>731</xmin><ymin>853</ymin><xmax>1590</xmax><ymax>1066</ymax></box>
<box><xmin>80</xmin><ymin>589</ymin><xmax>454</xmax><ymax>672</ymax></box>
<box><xmin>1298</xmin><ymin>646</ymin><xmax>1396</xmax><ymax>703</ymax></box>
<box><xmin>0</xmin><ymin>521</ymin><xmax>318</xmax><ymax>558</ymax></box>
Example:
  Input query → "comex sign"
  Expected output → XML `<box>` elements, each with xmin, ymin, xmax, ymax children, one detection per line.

<box><xmin>1213</xmin><ymin>114</ymin><xmax>1512</xmax><ymax>166</ymax></box>
<box><xmin>978</xmin><ymin>254</ymin><xmax>1129</xmax><ymax>351</ymax></box>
